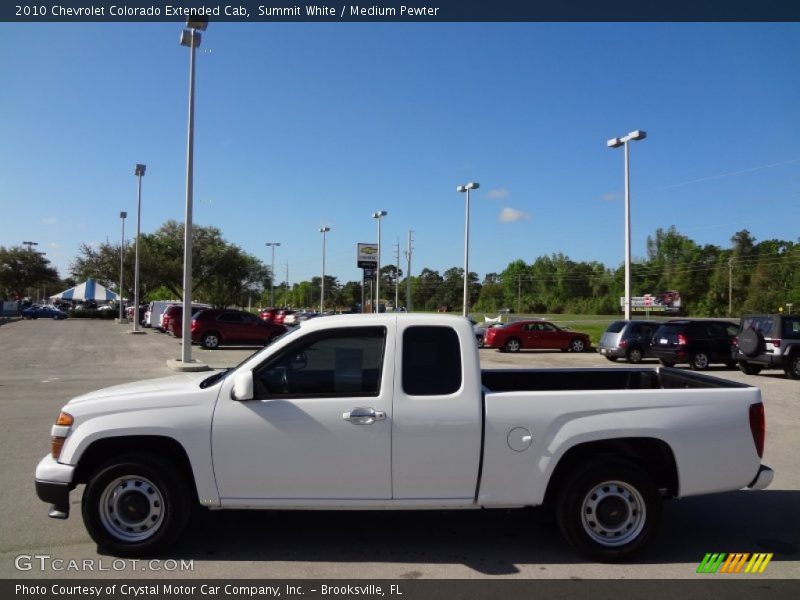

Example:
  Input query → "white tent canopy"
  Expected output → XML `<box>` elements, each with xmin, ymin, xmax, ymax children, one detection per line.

<box><xmin>50</xmin><ymin>278</ymin><xmax>119</xmax><ymax>302</ymax></box>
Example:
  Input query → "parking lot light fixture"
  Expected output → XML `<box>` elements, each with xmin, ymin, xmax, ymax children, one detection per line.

<box><xmin>606</xmin><ymin>130</ymin><xmax>646</xmax><ymax>321</ymax></box>
<box><xmin>319</xmin><ymin>228</ymin><xmax>330</xmax><ymax>313</ymax></box>
<box><xmin>169</xmin><ymin>16</ymin><xmax>210</xmax><ymax>372</ymax></box>
<box><xmin>118</xmin><ymin>212</ymin><xmax>127</xmax><ymax>323</ymax></box>
<box><xmin>457</xmin><ymin>182</ymin><xmax>479</xmax><ymax>317</ymax></box>
<box><xmin>372</xmin><ymin>211</ymin><xmax>388</xmax><ymax>313</ymax></box>
<box><xmin>132</xmin><ymin>164</ymin><xmax>146</xmax><ymax>334</ymax></box>
<box><xmin>265</xmin><ymin>242</ymin><xmax>281</xmax><ymax>307</ymax></box>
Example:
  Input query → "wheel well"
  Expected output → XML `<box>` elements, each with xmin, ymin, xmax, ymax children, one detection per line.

<box><xmin>73</xmin><ymin>436</ymin><xmax>197</xmax><ymax>500</ymax></box>
<box><xmin>543</xmin><ymin>438</ymin><xmax>678</xmax><ymax>506</ymax></box>
<box><xmin>202</xmin><ymin>330</ymin><xmax>222</xmax><ymax>342</ymax></box>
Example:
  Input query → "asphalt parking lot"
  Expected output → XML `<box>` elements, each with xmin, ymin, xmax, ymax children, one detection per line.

<box><xmin>1</xmin><ymin>318</ymin><xmax>798</xmax><ymax>579</ymax></box>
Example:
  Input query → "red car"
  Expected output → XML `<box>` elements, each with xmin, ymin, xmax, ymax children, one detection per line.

<box><xmin>164</xmin><ymin>305</ymin><xmax>211</xmax><ymax>338</ymax></box>
<box><xmin>191</xmin><ymin>309</ymin><xmax>287</xmax><ymax>349</ymax></box>
<box><xmin>258</xmin><ymin>308</ymin><xmax>279</xmax><ymax>323</ymax></box>
<box><xmin>483</xmin><ymin>320</ymin><xmax>590</xmax><ymax>353</ymax></box>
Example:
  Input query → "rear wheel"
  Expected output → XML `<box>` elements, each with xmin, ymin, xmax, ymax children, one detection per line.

<box><xmin>81</xmin><ymin>454</ymin><xmax>191</xmax><ymax>557</ymax></box>
<box><xmin>626</xmin><ymin>347</ymin><xmax>644</xmax><ymax>364</ymax></box>
<box><xmin>201</xmin><ymin>332</ymin><xmax>221</xmax><ymax>350</ymax></box>
<box><xmin>785</xmin><ymin>353</ymin><xmax>800</xmax><ymax>380</ymax></box>
<box><xmin>556</xmin><ymin>459</ymin><xmax>661</xmax><ymax>562</ymax></box>
<box><xmin>738</xmin><ymin>361</ymin><xmax>763</xmax><ymax>375</ymax></box>
<box><xmin>504</xmin><ymin>338</ymin><xmax>522</xmax><ymax>353</ymax></box>
<box><xmin>690</xmin><ymin>352</ymin><xmax>709</xmax><ymax>371</ymax></box>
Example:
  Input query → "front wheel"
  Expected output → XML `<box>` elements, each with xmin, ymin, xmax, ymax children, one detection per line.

<box><xmin>556</xmin><ymin>459</ymin><xmax>661</xmax><ymax>562</ymax></box>
<box><xmin>569</xmin><ymin>338</ymin><xmax>587</xmax><ymax>353</ymax></box>
<box><xmin>81</xmin><ymin>454</ymin><xmax>191</xmax><ymax>557</ymax></box>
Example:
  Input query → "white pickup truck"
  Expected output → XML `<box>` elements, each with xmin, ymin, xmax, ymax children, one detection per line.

<box><xmin>35</xmin><ymin>314</ymin><xmax>773</xmax><ymax>561</ymax></box>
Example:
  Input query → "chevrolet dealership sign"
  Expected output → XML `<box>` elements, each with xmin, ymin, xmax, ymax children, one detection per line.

<box><xmin>357</xmin><ymin>243</ymin><xmax>378</xmax><ymax>269</ymax></box>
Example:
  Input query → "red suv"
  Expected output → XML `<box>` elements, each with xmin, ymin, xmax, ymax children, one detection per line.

<box><xmin>191</xmin><ymin>309</ymin><xmax>287</xmax><ymax>350</ymax></box>
<box><xmin>484</xmin><ymin>320</ymin><xmax>590</xmax><ymax>353</ymax></box>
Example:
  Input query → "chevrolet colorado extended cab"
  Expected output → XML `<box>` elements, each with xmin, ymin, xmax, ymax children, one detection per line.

<box><xmin>35</xmin><ymin>314</ymin><xmax>773</xmax><ymax>561</ymax></box>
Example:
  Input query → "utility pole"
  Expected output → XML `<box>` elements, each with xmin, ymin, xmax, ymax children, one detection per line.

<box><xmin>394</xmin><ymin>239</ymin><xmax>400</xmax><ymax>310</ymax></box>
<box><xmin>517</xmin><ymin>274</ymin><xmax>521</xmax><ymax>314</ymax></box>
<box><xmin>404</xmin><ymin>230</ymin><xmax>414</xmax><ymax>312</ymax></box>
<box><xmin>285</xmin><ymin>262</ymin><xmax>289</xmax><ymax>308</ymax></box>
<box><xmin>728</xmin><ymin>257</ymin><xmax>733</xmax><ymax>317</ymax></box>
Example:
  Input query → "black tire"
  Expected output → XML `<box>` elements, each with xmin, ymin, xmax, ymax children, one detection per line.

<box><xmin>658</xmin><ymin>359</ymin><xmax>675</xmax><ymax>367</ymax></box>
<box><xmin>738</xmin><ymin>327</ymin><xmax>764</xmax><ymax>358</ymax></box>
<box><xmin>81</xmin><ymin>454</ymin><xmax>191</xmax><ymax>557</ymax></box>
<box><xmin>626</xmin><ymin>347</ymin><xmax>644</xmax><ymax>364</ymax></box>
<box><xmin>738</xmin><ymin>361</ymin><xmax>763</xmax><ymax>376</ymax></box>
<box><xmin>570</xmin><ymin>338</ymin><xmax>587</xmax><ymax>353</ymax></box>
<box><xmin>504</xmin><ymin>338</ymin><xmax>522</xmax><ymax>353</ymax></box>
<box><xmin>690</xmin><ymin>352</ymin><xmax>710</xmax><ymax>371</ymax></box>
<box><xmin>785</xmin><ymin>353</ymin><xmax>800</xmax><ymax>380</ymax></box>
<box><xmin>201</xmin><ymin>332</ymin><xmax>221</xmax><ymax>350</ymax></box>
<box><xmin>605</xmin><ymin>356</ymin><xmax>619</xmax><ymax>363</ymax></box>
<box><xmin>556</xmin><ymin>459</ymin><xmax>661</xmax><ymax>562</ymax></box>
<box><xmin>476</xmin><ymin>335</ymin><xmax>485</xmax><ymax>349</ymax></box>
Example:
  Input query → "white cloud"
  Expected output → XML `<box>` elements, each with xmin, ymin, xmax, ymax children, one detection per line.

<box><xmin>499</xmin><ymin>207</ymin><xmax>531</xmax><ymax>223</ymax></box>
<box><xmin>487</xmin><ymin>188</ymin><xmax>509</xmax><ymax>200</ymax></box>
<box><xmin>42</xmin><ymin>217</ymin><xmax>57</xmax><ymax>225</ymax></box>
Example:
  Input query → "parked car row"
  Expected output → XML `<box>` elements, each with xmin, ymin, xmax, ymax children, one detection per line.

<box><xmin>595</xmin><ymin>315</ymin><xmax>800</xmax><ymax>379</ymax></box>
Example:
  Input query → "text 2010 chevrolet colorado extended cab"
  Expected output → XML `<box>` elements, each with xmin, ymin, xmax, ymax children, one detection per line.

<box><xmin>35</xmin><ymin>314</ymin><xmax>773</xmax><ymax>561</ymax></box>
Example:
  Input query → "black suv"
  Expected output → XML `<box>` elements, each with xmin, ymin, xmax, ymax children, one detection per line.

<box><xmin>732</xmin><ymin>314</ymin><xmax>800</xmax><ymax>379</ymax></box>
<box><xmin>650</xmin><ymin>319</ymin><xmax>738</xmax><ymax>370</ymax></box>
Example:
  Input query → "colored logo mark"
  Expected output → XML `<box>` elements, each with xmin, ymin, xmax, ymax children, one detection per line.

<box><xmin>696</xmin><ymin>552</ymin><xmax>773</xmax><ymax>574</ymax></box>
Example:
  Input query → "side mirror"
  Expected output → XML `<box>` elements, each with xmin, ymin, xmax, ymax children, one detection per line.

<box><xmin>231</xmin><ymin>371</ymin><xmax>254</xmax><ymax>401</ymax></box>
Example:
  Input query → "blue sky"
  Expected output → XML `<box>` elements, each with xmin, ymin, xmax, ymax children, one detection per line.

<box><xmin>2</xmin><ymin>22</ymin><xmax>798</xmax><ymax>287</ymax></box>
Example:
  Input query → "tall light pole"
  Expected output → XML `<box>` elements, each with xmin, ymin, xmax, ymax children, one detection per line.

<box><xmin>178</xmin><ymin>16</ymin><xmax>208</xmax><ymax>368</ymax></box>
<box><xmin>372</xmin><ymin>211</ymin><xmax>388</xmax><ymax>313</ymax></box>
<box><xmin>457</xmin><ymin>182</ymin><xmax>479</xmax><ymax>317</ymax></box>
<box><xmin>319</xmin><ymin>227</ymin><xmax>330</xmax><ymax>313</ymax></box>
<box><xmin>132</xmin><ymin>164</ymin><xmax>146</xmax><ymax>333</ymax></box>
<box><xmin>265</xmin><ymin>242</ymin><xmax>281</xmax><ymax>307</ymax></box>
<box><xmin>607</xmin><ymin>130</ymin><xmax>646</xmax><ymax>321</ymax></box>
<box><xmin>118</xmin><ymin>212</ymin><xmax>127</xmax><ymax>322</ymax></box>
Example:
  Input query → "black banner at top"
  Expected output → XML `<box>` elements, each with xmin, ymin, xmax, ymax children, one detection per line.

<box><xmin>4</xmin><ymin>0</ymin><xmax>800</xmax><ymax>23</ymax></box>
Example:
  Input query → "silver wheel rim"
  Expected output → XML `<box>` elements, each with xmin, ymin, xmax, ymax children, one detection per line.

<box><xmin>99</xmin><ymin>475</ymin><xmax>165</xmax><ymax>542</ymax></box>
<box><xmin>572</xmin><ymin>340</ymin><xmax>585</xmax><ymax>352</ymax></box>
<box><xmin>508</xmin><ymin>340</ymin><xmax>520</xmax><ymax>352</ymax></box>
<box><xmin>580</xmin><ymin>479</ymin><xmax>646</xmax><ymax>547</ymax></box>
<box><xmin>204</xmin><ymin>335</ymin><xmax>219</xmax><ymax>348</ymax></box>
<box><xmin>694</xmin><ymin>353</ymin><xmax>708</xmax><ymax>369</ymax></box>
<box><xmin>629</xmin><ymin>349</ymin><xmax>642</xmax><ymax>363</ymax></box>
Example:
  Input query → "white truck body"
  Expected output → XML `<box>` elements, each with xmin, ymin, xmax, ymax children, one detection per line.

<box><xmin>35</xmin><ymin>314</ymin><xmax>773</xmax><ymax>560</ymax></box>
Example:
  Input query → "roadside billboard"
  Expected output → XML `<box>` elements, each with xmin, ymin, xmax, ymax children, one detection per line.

<box><xmin>357</xmin><ymin>243</ymin><xmax>378</xmax><ymax>269</ymax></box>
<box><xmin>620</xmin><ymin>291</ymin><xmax>682</xmax><ymax>314</ymax></box>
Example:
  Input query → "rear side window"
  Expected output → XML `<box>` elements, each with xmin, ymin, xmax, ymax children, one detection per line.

<box><xmin>403</xmin><ymin>326</ymin><xmax>462</xmax><ymax>396</ymax></box>
<box><xmin>606</xmin><ymin>321</ymin><xmax>626</xmax><ymax>333</ymax></box>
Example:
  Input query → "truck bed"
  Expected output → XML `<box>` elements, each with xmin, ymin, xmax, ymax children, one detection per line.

<box><xmin>480</xmin><ymin>367</ymin><xmax>752</xmax><ymax>392</ymax></box>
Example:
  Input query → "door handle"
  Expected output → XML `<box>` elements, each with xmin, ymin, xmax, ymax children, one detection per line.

<box><xmin>343</xmin><ymin>407</ymin><xmax>386</xmax><ymax>425</ymax></box>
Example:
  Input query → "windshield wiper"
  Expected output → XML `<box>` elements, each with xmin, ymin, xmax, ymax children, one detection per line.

<box><xmin>200</xmin><ymin>368</ymin><xmax>232</xmax><ymax>388</ymax></box>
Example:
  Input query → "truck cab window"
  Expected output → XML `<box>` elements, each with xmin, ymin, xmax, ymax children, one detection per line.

<box><xmin>253</xmin><ymin>327</ymin><xmax>386</xmax><ymax>398</ymax></box>
<box><xmin>402</xmin><ymin>326</ymin><xmax>462</xmax><ymax>395</ymax></box>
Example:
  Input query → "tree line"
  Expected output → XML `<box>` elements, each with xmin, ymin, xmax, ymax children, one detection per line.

<box><xmin>2</xmin><ymin>222</ymin><xmax>797</xmax><ymax>317</ymax></box>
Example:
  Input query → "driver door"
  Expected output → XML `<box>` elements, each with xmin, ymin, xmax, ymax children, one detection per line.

<box><xmin>211</xmin><ymin>326</ymin><xmax>392</xmax><ymax>501</ymax></box>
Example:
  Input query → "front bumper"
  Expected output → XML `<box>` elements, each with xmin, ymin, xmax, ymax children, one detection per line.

<box><xmin>747</xmin><ymin>465</ymin><xmax>774</xmax><ymax>491</ymax></box>
<box><xmin>35</xmin><ymin>454</ymin><xmax>76</xmax><ymax>519</ymax></box>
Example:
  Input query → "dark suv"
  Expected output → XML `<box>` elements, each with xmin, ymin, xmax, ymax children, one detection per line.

<box><xmin>732</xmin><ymin>314</ymin><xmax>800</xmax><ymax>379</ymax></box>
<box><xmin>191</xmin><ymin>309</ymin><xmax>286</xmax><ymax>350</ymax></box>
<box><xmin>650</xmin><ymin>319</ymin><xmax>738</xmax><ymax>370</ymax></box>
<box><xmin>597</xmin><ymin>320</ymin><xmax>660</xmax><ymax>363</ymax></box>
